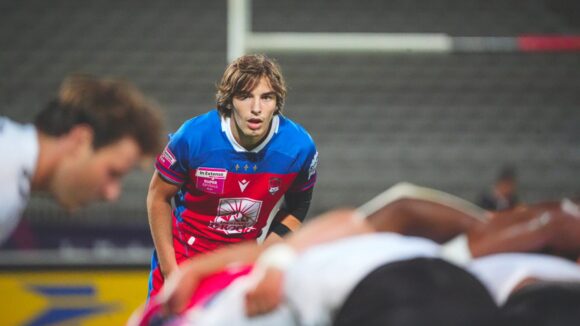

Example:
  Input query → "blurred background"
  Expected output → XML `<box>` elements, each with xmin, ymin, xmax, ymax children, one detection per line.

<box><xmin>0</xmin><ymin>0</ymin><xmax>579</xmax><ymax>324</ymax></box>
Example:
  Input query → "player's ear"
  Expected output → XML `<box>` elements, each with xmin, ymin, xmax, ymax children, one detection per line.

<box><xmin>65</xmin><ymin>124</ymin><xmax>94</xmax><ymax>152</ymax></box>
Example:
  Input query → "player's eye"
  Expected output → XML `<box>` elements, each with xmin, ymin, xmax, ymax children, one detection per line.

<box><xmin>108</xmin><ymin>168</ymin><xmax>123</xmax><ymax>180</ymax></box>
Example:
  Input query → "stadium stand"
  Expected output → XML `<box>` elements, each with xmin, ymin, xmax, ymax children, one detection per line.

<box><xmin>1</xmin><ymin>0</ymin><xmax>579</xmax><ymax>249</ymax></box>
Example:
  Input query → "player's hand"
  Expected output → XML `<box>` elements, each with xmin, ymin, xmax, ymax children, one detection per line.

<box><xmin>162</xmin><ymin>266</ymin><xmax>200</xmax><ymax>315</ymax></box>
<box><xmin>244</xmin><ymin>267</ymin><xmax>284</xmax><ymax>317</ymax></box>
<box><xmin>127</xmin><ymin>271</ymin><xmax>189</xmax><ymax>326</ymax></box>
<box><xmin>160</xmin><ymin>262</ymin><xmax>179</xmax><ymax>279</ymax></box>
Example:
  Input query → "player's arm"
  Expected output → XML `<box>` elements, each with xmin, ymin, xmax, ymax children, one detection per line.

<box><xmin>263</xmin><ymin>213</ymin><xmax>300</xmax><ymax>245</ymax></box>
<box><xmin>246</xmin><ymin>208</ymin><xmax>373</xmax><ymax>316</ymax></box>
<box><xmin>369</xmin><ymin>185</ymin><xmax>580</xmax><ymax>260</ymax></box>
<box><xmin>147</xmin><ymin>171</ymin><xmax>181</xmax><ymax>278</ymax></box>
<box><xmin>358</xmin><ymin>182</ymin><xmax>488</xmax><ymax>243</ymax></box>
<box><xmin>159</xmin><ymin>207</ymin><xmax>369</xmax><ymax>316</ymax></box>
<box><xmin>489</xmin><ymin>197</ymin><xmax>580</xmax><ymax>219</ymax></box>
<box><xmin>264</xmin><ymin>188</ymin><xmax>313</xmax><ymax>244</ymax></box>
<box><xmin>264</xmin><ymin>144</ymin><xmax>318</xmax><ymax>244</ymax></box>
<box><xmin>469</xmin><ymin>199</ymin><xmax>580</xmax><ymax>258</ymax></box>
<box><xmin>162</xmin><ymin>241</ymin><xmax>264</xmax><ymax>314</ymax></box>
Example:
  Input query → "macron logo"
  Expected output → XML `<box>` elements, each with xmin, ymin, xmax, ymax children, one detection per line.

<box><xmin>238</xmin><ymin>179</ymin><xmax>250</xmax><ymax>192</ymax></box>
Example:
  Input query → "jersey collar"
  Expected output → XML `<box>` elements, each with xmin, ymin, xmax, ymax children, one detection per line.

<box><xmin>221</xmin><ymin>114</ymin><xmax>280</xmax><ymax>153</ymax></box>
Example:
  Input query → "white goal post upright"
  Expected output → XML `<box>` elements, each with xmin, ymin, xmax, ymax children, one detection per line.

<box><xmin>227</xmin><ymin>0</ymin><xmax>251</xmax><ymax>62</ymax></box>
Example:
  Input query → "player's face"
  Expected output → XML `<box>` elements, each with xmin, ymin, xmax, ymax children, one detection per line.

<box><xmin>230</xmin><ymin>76</ymin><xmax>277</xmax><ymax>150</ymax></box>
<box><xmin>497</xmin><ymin>180</ymin><xmax>516</xmax><ymax>197</ymax></box>
<box><xmin>51</xmin><ymin>137</ymin><xmax>142</xmax><ymax>211</ymax></box>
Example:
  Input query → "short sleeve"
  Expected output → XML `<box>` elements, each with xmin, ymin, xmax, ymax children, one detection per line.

<box><xmin>154</xmin><ymin>124</ymin><xmax>191</xmax><ymax>185</ymax></box>
<box><xmin>289</xmin><ymin>146</ymin><xmax>318</xmax><ymax>193</ymax></box>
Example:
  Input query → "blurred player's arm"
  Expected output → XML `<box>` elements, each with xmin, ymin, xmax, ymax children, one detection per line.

<box><xmin>361</xmin><ymin>185</ymin><xmax>580</xmax><ymax>260</ymax></box>
<box><xmin>490</xmin><ymin>197</ymin><xmax>580</xmax><ymax>219</ymax></box>
<box><xmin>147</xmin><ymin>171</ymin><xmax>181</xmax><ymax>278</ymax></box>
<box><xmin>162</xmin><ymin>208</ymin><xmax>370</xmax><ymax>316</ymax></box>
<box><xmin>246</xmin><ymin>208</ymin><xmax>372</xmax><ymax>316</ymax></box>
<box><xmin>264</xmin><ymin>188</ymin><xmax>313</xmax><ymax>245</ymax></box>
<box><xmin>163</xmin><ymin>241</ymin><xmax>264</xmax><ymax>314</ymax></box>
<box><xmin>359</xmin><ymin>183</ymin><xmax>488</xmax><ymax>243</ymax></box>
<box><xmin>469</xmin><ymin>199</ymin><xmax>580</xmax><ymax>258</ymax></box>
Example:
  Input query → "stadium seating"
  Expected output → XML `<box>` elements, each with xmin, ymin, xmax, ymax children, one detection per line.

<box><xmin>1</xmin><ymin>0</ymin><xmax>579</xmax><ymax>247</ymax></box>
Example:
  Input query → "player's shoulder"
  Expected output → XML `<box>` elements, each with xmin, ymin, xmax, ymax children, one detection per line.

<box><xmin>0</xmin><ymin>116</ymin><xmax>9</xmax><ymax>129</ymax></box>
<box><xmin>176</xmin><ymin>110</ymin><xmax>220</xmax><ymax>136</ymax></box>
<box><xmin>0</xmin><ymin>117</ymin><xmax>35</xmax><ymax>144</ymax></box>
<box><xmin>0</xmin><ymin>117</ymin><xmax>12</xmax><ymax>138</ymax></box>
<box><xmin>168</xmin><ymin>110</ymin><xmax>221</xmax><ymax>155</ymax></box>
<box><xmin>172</xmin><ymin>110</ymin><xmax>221</xmax><ymax>142</ymax></box>
<box><xmin>0</xmin><ymin>117</ymin><xmax>24</xmax><ymax>134</ymax></box>
<box><xmin>0</xmin><ymin>117</ymin><xmax>16</xmax><ymax>147</ymax></box>
<box><xmin>277</xmin><ymin>114</ymin><xmax>316</xmax><ymax>150</ymax></box>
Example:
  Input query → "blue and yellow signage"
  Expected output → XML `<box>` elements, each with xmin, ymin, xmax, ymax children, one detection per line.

<box><xmin>0</xmin><ymin>270</ymin><xmax>149</xmax><ymax>325</ymax></box>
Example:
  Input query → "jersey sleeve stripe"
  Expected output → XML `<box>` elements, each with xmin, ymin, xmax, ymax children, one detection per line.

<box><xmin>155</xmin><ymin>162</ymin><xmax>185</xmax><ymax>184</ymax></box>
<box><xmin>299</xmin><ymin>180</ymin><xmax>316</xmax><ymax>192</ymax></box>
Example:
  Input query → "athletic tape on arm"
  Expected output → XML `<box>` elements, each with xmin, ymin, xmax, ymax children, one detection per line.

<box><xmin>246</xmin><ymin>243</ymin><xmax>298</xmax><ymax>290</ymax></box>
<box><xmin>256</xmin><ymin>243</ymin><xmax>298</xmax><ymax>271</ymax></box>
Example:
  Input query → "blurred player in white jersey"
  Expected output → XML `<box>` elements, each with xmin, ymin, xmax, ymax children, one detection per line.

<box><xmin>0</xmin><ymin>74</ymin><xmax>164</xmax><ymax>245</ymax></box>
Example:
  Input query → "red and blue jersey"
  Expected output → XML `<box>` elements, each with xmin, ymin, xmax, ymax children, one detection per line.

<box><xmin>154</xmin><ymin>109</ymin><xmax>317</xmax><ymax>257</ymax></box>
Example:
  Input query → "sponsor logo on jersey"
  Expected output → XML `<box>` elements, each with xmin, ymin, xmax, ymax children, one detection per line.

<box><xmin>268</xmin><ymin>177</ymin><xmax>281</xmax><ymax>195</ymax></box>
<box><xmin>308</xmin><ymin>151</ymin><xmax>319</xmax><ymax>180</ymax></box>
<box><xmin>195</xmin><ymin>167</ymin><xmax>228</xmax><ymax>194</ymax></box>
<box><xmin>238</xmin><ymin>179</ymin><xmax>250</xmax><ymax>192</ymax></box>
<box><xmin>209</xmin><ymin>198</ymin><xmax>262</xmax><ymax>235</ymax></box>
<box><xmin>159</xmin><ymin>146</ymin><xmax>176</xmax><ymax>168</ymax></box>
<box><xmin>196</xmin><ymin>168</ymin><xmax>228</xmax><ymax>179</ymax></box>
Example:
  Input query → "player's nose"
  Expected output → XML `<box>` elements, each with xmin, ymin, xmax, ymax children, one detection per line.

<box><xmin>251</xmin><ymin>99</ymin><xmax>261</xmax><ymax>114</ymax></box>
<box><xmin>103</xmin><ymin>182</ymin><xmax>121</xmax><ymax>202</ymax></box>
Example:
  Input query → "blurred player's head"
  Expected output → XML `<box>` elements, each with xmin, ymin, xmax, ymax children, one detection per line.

<box><xmin>34</xmin><ymin>74</ymin><xmax>164</xmax><ymax>210</ymax></box>
<box><xmin>495</xmin><ymin>165</ymin><xmax>517</xmax><ymax>198</ymax></box>
<box><xmin>216</xmin><ymin>54</ymin><xmax>287</xmax><ymax>149</ymax></box>
<box><xmin>502</xmin><ymin>282</ymin><xmax>580</xmax><ymax>326</ymax></box>
<box><xmin>333</xmin><ymin>258</ymin><xmax>501</xmax><ymax>326</ymax></box>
